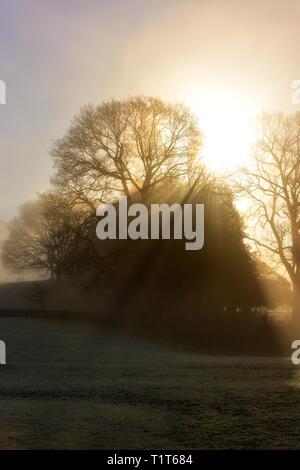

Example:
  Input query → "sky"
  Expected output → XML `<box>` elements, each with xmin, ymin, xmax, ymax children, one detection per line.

<box><xmin>1</xmin><ymin>0</ymin><xmax>300</xmax><ymax>220</ymax></box>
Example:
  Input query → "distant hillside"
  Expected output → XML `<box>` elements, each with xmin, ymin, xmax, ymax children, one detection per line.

<box><xmin>0</xmin><ymin>280</ymin><xmax>104</xmax><ymax>313</ymax></box>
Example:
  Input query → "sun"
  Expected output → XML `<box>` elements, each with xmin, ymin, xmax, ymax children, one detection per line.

<box><xmin>187</xmin><ymin>92</ymin><xmax>255</xmax><ymax>171</ymax></box>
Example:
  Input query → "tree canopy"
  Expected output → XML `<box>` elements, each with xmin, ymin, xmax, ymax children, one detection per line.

<box><xmin>51</xmin><ymin>96</ymin><xmax>202</xmax><ymax>209</ymax></box>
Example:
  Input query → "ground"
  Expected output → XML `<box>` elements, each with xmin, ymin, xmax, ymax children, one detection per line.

<box><xmin>0</xmin><ymin>317</ymin><xmax>299</xmax><ymax>449</ymax></box>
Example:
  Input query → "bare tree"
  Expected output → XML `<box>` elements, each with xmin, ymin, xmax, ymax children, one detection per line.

<box><xmin>27</xmin><ymin>282</ymin><xmax>49</xmax><ymax>312</ymax></box>
<box><xmin>239</xmin><ymin>112</ymin><xmax>300</xmax><ymax>319</ymax></box>
<box><xmin>50</xmin><ymin>96</ymin><xmax>202</xmax><ymax>209</ymax></box>
<box><xmin>2</xmin><ymin>192</ymin><xmax>85</xmax><ymax>280</ymax></box>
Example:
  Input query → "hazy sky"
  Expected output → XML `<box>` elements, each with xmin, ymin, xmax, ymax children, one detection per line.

<box><xmin>1</xmin><ymin>0</ymin><xmax>300</xmax><ymax>219</ymax></box>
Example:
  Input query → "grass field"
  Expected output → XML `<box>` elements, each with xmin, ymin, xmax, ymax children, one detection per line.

<box><xmin>0</xmin><ymin>317</ymin><xmax>299</xmax><ymax>449</ymax></box>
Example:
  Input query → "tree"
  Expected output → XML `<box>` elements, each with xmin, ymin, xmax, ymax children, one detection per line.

<box><xmin>93</xmin><ymin>180</ymin><xmax>264</xmax><ymax>323</ymax></box>
<box><xmin>239</xmin><ymin>112</ymin><xmax>300</xmax><ymax>320</ymax></box>
<box><xmin>254</xmin><ymin>258</ymin><xmax>291</xmax><ymax>308</ymax></box>
<box><xmin>27</xmin><ymin>282</ymin><xmax>49</xmax><ymax>312</ymax></box>
<box><xmin>50</xmin><ymin>96</ymin><xmax>202</xmax><ymax>209</ymax></box>
<box><xmin>2</xmin><ymin>192</ymin><xmax>85</xmax><ymax>280</ymax></box>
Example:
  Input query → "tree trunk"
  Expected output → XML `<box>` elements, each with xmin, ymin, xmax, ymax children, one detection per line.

<box><xmin>292</xmin><ymin>275</ymin><xmax>300</xmax><ymax>328</ymax></box>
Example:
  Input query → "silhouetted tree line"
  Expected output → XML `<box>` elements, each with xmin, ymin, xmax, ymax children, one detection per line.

<box><xmin>1</xmin><ymin>96</ymin><xmax>293</xmax><ymax>347</ymax></box>
<box><xmin>85</xmin><ymin>183</ymin><xmax>264</xmax><ymax>321</ymax></box>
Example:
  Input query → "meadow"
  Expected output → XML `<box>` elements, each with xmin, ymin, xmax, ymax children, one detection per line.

<box><xmin>0</xmin><ymin>317</ymin><xmax>299</xmax><ymax>449</ymax></box>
